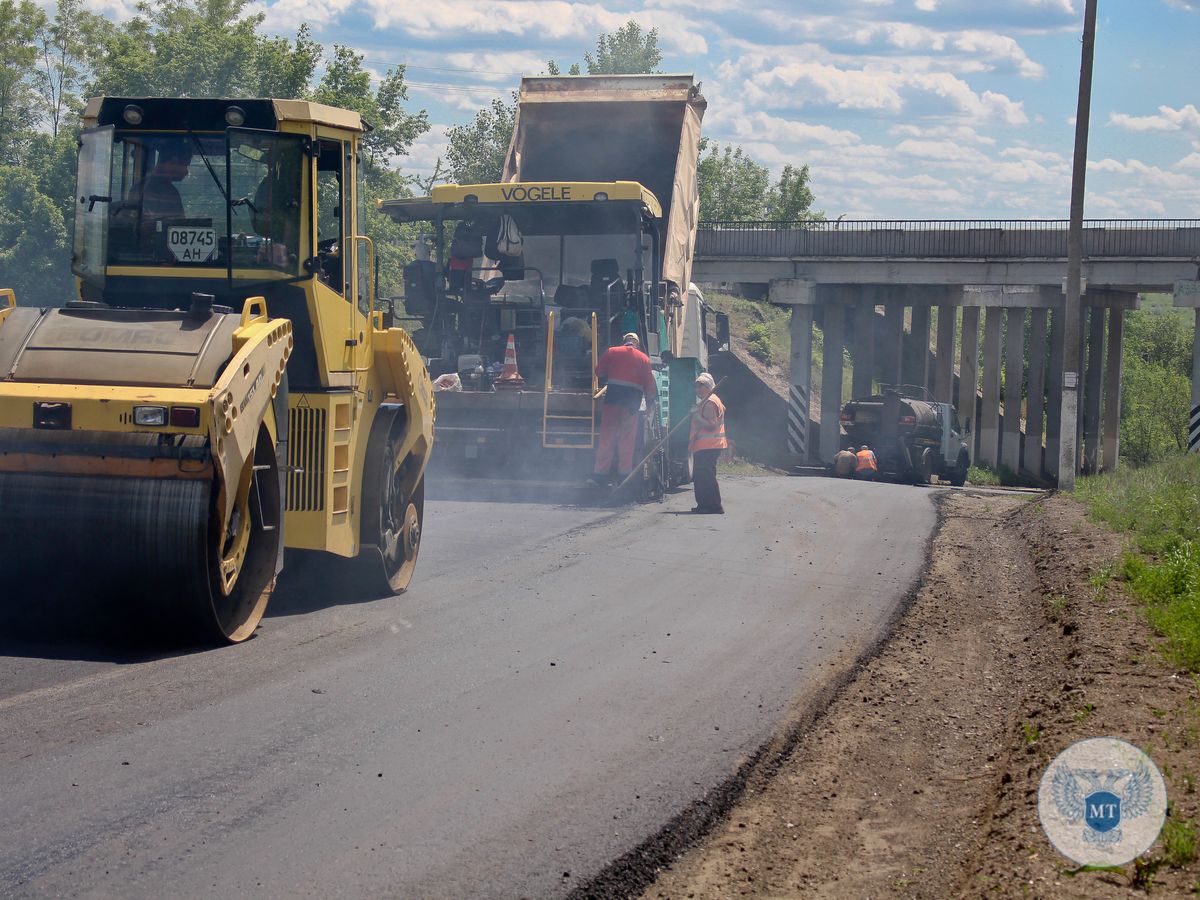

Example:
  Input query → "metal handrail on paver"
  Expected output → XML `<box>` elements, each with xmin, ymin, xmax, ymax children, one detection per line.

<box><xmin>695</xmin><ymin>219</ymin><xmax>1200</xmax><ymax>259</ymax></box>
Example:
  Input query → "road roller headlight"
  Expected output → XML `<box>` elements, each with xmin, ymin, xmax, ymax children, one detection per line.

<box><xmin>133</xmin><ymin>406</ymin><xmax>167</xmax><ymax>426</ymax></box>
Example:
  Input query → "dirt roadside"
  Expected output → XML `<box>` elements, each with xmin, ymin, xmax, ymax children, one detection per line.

<box><xmin>640</xmin><ymin>490</ymin><xmax>1200</xmax><ymax>898</ymax></box>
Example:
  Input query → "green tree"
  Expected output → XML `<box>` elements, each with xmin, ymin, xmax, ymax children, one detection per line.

<box><xmin>766</xmin><ymin>163</ymin><xmax>822</xmax><ymax>223</ymax></box>
<box><xmin>313</xmin><ymin>45</ymin><xmax>427</xmax><ymax>163</ymax></box>
<box><xmin>311</xmin><ymin>45</ymin><xmax>429</xmax><ymax>296</ymax></box>
<box><xmin>0</xmin><ymin>0</ymin><xmax>44</xmax><ymax>156</ymax></box>
<box><xmin>548</xmin><ymin>20</ymin><xmax>662</xmax><ymax>76</ymax></box>
<box><xmin>0</xmin><ymin>166</ymin><xmax>71</xmax><ymax>304</ymax></box>
<box><xmin>256</xmin><ymin>25</ymin><xmax>322</xmax><ymax>100</ymax></box>
<box><xmin>90</xmin><ymin>0</ymin><xmax>318</xmax><ymax>98</ymax></box>
<box><xmin>33</xmin><ymin>0</ymin><xmax>105</xmax><ymax>139</ymax></box>
<box><xmin>1120</xmin><ymin>355</ymin><xmax>1191</xmax><ymax>466</ymax></box>
<box><xmin>697</xmin><ymin>142</ymin><xmax>770</xmax><ymax>221</ymax></box>
<box><xmin>444</xmin><ymin>96</ymin><xmax>515</xmax><ymax>185</ymax></box>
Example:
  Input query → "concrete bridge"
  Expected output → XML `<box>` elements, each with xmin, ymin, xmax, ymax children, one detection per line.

<box><xmin>693</xmin><ymin>219</ymin><xmax>1200</xmax><ymax>480</ymax></box>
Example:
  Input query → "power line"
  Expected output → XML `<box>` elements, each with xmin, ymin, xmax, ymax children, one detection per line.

<box><xmin>404</xmin><ymin>79</ymin><xmax>512</xmax><ymax>94</ymax></box>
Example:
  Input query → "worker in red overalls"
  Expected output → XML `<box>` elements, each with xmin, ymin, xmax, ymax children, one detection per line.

<box><xmin>591</xmin><ymin>333</ymin><xmax>658</xmax><ymax>486</ymax></box>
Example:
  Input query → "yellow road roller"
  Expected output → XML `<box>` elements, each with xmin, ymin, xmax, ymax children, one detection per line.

<box><xmin>0</xmin><ymin>98</ymin><xmax>434</xmax><ymax>643</ymax></box>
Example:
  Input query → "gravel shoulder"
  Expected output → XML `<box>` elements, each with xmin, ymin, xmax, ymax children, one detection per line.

<box><xmin>640</xmin><ymin>490</ymin><xmax>1200</xmax><ymax>898</ymax></box>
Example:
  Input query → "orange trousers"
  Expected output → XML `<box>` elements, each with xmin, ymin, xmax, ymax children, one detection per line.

<box><xmin>594</xmin><ymin>403</ymin><xmax>639</xmax><ymax>475</ymax></box>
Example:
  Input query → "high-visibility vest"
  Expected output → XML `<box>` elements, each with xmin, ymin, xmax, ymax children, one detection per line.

<box><xmin>856</xmin><ymin>449</ymin><xmax>878</xmax><ymax>473</ymax></box>
<box><xmin>690</xmin><ymin>394</ymin><xmax>728</xmax><ymax>453</ymax></box>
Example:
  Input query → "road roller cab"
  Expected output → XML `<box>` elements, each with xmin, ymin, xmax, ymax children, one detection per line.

<box><xmin>0</xmin><ymin>98</ymin><xmax>434</xmax><ymax>643</ymax></box>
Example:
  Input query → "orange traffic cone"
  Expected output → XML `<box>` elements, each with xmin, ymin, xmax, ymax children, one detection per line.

<box><xmin>494</xmin><ymin>333</ymin><xmax>525</xmax><ymax>389</ymax></box>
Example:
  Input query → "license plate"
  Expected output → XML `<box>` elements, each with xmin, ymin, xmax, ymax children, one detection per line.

<box><xmin>167</xmin><ymin>226</ymin><xmax>217</xmax><ymax>263</ymax></box>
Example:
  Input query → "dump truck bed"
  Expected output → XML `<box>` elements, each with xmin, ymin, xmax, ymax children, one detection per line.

<box><xmin>502</xmin><ymin>75</ymin><xmax>706</xmax><ymax>356</ymax></box>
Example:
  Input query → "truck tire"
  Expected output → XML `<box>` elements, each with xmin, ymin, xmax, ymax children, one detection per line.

<box><xmin>914</xmin><ymin>448</ymin><xmax>935</xmax><ymax>486</ymax></box>
<box><xmin>949</xmin><ymin>449</ymin><xmax>969</xmax><ymax>487</ymax></box>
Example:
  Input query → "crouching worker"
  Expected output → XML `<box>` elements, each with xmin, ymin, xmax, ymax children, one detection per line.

<box><xmin>591</xmin><ymin>333</ymin><xmax>658</xmax><ymax>487</ymax></box>
<box><xmin>689</xmin><ymin>373</ymin><xmax>727</xmax><ymax>514</ymax></box>
<box><xmin>833</xmin><ymin>445</ymin><xmax>858</xmax><ymax>478</ymax></box>
<box><xmin>855</xmin><ymin>444</ymin><xmax>878</xmax><ymax>480</ymax></box>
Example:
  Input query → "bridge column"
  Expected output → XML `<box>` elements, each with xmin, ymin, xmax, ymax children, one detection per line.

<box><xmin>770</xmin><ymin>279</ymin><xmax>817</xmax><ymax>465</ymax></box>
<box><xmin>1083</xmin><ymin>306</ymin><xmax>1105</xmax><ymax>474</ymax></box>
<box><xmin>905</xmin><ymin>303</ymin><xmax>931</xmax><ymax>391</ymax></box>
<box><xmin>819</xmin><ymin>296</ymin><xmax>847</xmax><ymax>464</ymax></box>
<box><xmin>1045</xmin><ymin>288</ymin><xmax>1065</xmax><ymax>480</ymax></box>
<box><xmin>934</xmin><ymin>305</ymin><xmax>956</xmax><ymax>404</ymax></box>
<box><xmin>879</xmin><ymin>303</ymin><xmax>904</xmax><ymax>387</ymax></box>
<box><xmin>1103</xmin><ymin>307</ymin><xmax>1125</xmax><ymax>471</ymax></box>
<box><xmin>958</xmin><ymin>305</ymin><xmax>980</xmax><ymax>461</ymax></box>
<box><xmin>852</xmin><ymin>292</ymin><xmax>875</xmax><ymax>400</ymax></box>
<box><xmin>1194</xmin><ymin>310</ymin><xmax>1200</xmax><ymax>454</ymax></box>
<box><xmin>979</xmin><ymin>307</ymin><xmax>1004</xmax><ymax>468</ymax></box>
<box><xmin>1026</xmin><ymin>309</ymin><xmax>1049</xmax><ymax>478</ymax></box>
<box><xmin>1001</xmin><ymin>308</ymin><xmax>1026</xmax><ymax>473</ymax></box>
<box><xmin>1171</xmin><ymin>281</ymin><xmax>1200</xmax><ymax>453</ymax></box>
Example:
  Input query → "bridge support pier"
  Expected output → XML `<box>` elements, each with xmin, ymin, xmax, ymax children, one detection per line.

<box><xmin>905</xmin><ymin>303</ymin><xmax>931</xmax><ymax>391</ymax></box>
<box><xmin>879</xmin><ymin>303</ymin><xmax>903</xmax><ymax>387</ymax></box>
<box><xmin>1046</xmin><ymin>295</ymin><xmax>1065</xmax><ymax>480</ymax></box>
<box><xmin>1026</xmin><ymin>309</ymin><xmax>1049</xmax><ymax>478</ymax></box>
<box><xmin>819</xmin><ymin>297</ymin><xmax>847</xmax><ymax>464</ymax></box>
<box><xmin>1084</xmin><ymin>306</ymin><xmax>1105</xmax><ymax>473</ymax></box>
<box><xmin>1103</xmin><ymin>307</ymin><xmax>1125</xmax><ymax>472</ymax></box>
<box><xmin>771</xmin><ymin>279</ymin><xmax>817</xmax><ymax>465</ymax></box>
<box><xmin>934</xmin><ymin>306</ymin><xmax>956</xmax><ymax>404</ymax></box>
<box><xmin>979</xmin><ymin>307</ymin><xmax>1004</xmax><ymax>467</ymax></box>
<box><xmin>852</xmin><ymin>295</ymin><xmax>875</xmax><ymax>400</ymax></box>
<box><xmin>1171</xmin><ymin>281</ymin><xmax>1200</xmax><ymax>453</ymax></box>
<box><xmin>1002</xmin><ymin>309</ymin><xmax>1026</xmax><ymax>473</ymax></box>
<box><xmin>958</xmin><ymin>306</ymin><xmax>980</xmax><ymax>461</ymax></box>
<box><xmin>787</xmin><ymin>304</ymin><xmax>814</xmax><ymax>464</ymax></box>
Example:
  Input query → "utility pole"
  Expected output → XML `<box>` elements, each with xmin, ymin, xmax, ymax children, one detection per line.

<box><xmin>1058</xmin><ymin>0</ymin><xmax>1099</xmax><ymax>491</ymax></box>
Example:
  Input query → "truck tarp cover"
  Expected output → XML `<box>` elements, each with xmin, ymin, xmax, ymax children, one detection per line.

<box><xmin>502</xmin><ymin>75</ymin><xmax>705</xmax><ymax>312</ymax></box>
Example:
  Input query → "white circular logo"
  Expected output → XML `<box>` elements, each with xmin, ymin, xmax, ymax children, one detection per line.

<box><xmin>1038</xmin><ymin>737</ymin><xmax>1167</xmax><ymax>866</ymax></box>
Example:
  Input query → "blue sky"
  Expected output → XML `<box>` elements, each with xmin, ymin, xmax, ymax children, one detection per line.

<box><xmin>97</xmin><ymin>0</ymin><xmax>1200</xmax><ymax>219</ymax></box>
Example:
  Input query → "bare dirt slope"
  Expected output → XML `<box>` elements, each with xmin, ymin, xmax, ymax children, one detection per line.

<box><xmin>643</xmin><ymin>491</ymin><xmax>1200</xmax><ymax>898</ymax></box>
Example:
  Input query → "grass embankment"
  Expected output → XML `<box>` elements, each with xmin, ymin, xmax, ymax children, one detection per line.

<box><xmin>1077</xmin><ymin>455</ymin><xmax>1200</xmax><ymax>671</ymax></box>
<box><xmin>702</xmin><ymin>292</ymin><xmax>792</xmax><ymax>367</ymax></box>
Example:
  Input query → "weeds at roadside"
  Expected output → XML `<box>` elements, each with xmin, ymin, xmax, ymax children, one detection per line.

<box><xmin>1077</xmin><ymin>457</ymin><xmax>1200</xmax><ymax>673</ymax></box>
<box><xmin>1161</xmin><ymin>818</ymin><xmax>1198</xmax><ymax>868</ymax></box>
<box><xmin>1021</xmin><ymin>723</ymin><xmax>1041</xmax><ymax>746</ymax></box>
<box><xmin>1074</xmin><ymin>702</ymin><xmax>1095</xmax><ymax>723</ymax></box>
<box><xmin>1044</xmin><ymin>593</ymin><xmax>1069</xmax><ymax>623</ymax></box>
<box><xmin>1090</xmin><ymin>562</ymin><xmax>1117</xmax><ymax>602</ymax></box>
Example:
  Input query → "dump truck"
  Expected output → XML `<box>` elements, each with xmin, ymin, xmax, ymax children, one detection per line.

<box><xmin>839</xmin><ymin>386</ymin><xmax>970</xmax><ymax>485</ymax></box>
<box><xmin>0</xmin><ymin>97</ymin><xmax>434</xmax><ymax>643</ymax></box>
<box><xmin>380</xmin><ymin>74</ymin><xmax>712</xmax><ymax>489</ymax></box>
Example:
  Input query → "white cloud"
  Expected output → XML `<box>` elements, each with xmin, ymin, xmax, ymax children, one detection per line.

<box><xmin>889</xmin><ymin>123</ymin><xmax>996</xmax><ymax>145</ymax></box>
<box><xmin>733</xmin><ymin>112</ymin><xmax>861</xmax><ymax>147</ymax></box>
<box><xmin>441</xmin><ymin>51</ymin><xmax>550</xmax><ymax>82</ymax></box>
<box><xmin>359</xmin><ymin>1</ymin><xmax>708</xmax><ymax>55</ymax></box>
<box><xmin>1089</xmin><ymin>157</ymin><xmax>1199</xmax><ymax>190</ymax></box>
<box><xmin>1108</xmin><ymin>104</ymin><xmax>1200</xmax><ymax>133</ymax></box>
<box><xmin>1163</xmin><ymin>0</ymin><xmax>1196</xmax><ymax>10</ymax></box>
<box><xmin>894</xmin><ymin>138</ymin><xmax>990</xmax><ymax>164</ymax></box>
<box><xmin>1178</xmin><ymin>152</ymin><xmax>1200</xmax><ymax>169</ymax></box>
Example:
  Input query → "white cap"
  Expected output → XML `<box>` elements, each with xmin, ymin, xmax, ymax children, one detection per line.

<box><xmin>622</xmin><ymin>332</ymin><xmax>640</xmax><ymax>346</ymax></box>
<box><xmin>695</xmin><ymin>372</ymin><xmax>715</xmax><ymax>390</ymax></box>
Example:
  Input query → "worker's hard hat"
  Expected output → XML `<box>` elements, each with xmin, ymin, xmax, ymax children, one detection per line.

<box><xmin>695</xmin><ymin>372</ymin><xmax>715</xmax><ymax>391</ymax></box>
<box><xmin>622</xmin><ymin>332</ymin><xmax>640</xmax><ymax>346</ymax></box>
<box><xmin>860</xmin><ymin>444</ymin><xmax>870</xmax><ymax>451</ymax></box>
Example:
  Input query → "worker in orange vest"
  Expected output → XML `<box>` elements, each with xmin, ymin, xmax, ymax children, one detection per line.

<box><xmin>591</xmin><ymin>333</ymin><xmax>658</xmax><ymax>486</ymax></box>
<box><xmin>689</xmin><ymin>372</ymin><xmax>728</xmax><ymax>514</ymax></box>
<box><xmin>855</xmin><ymin>444</ymin><xmax>879</xmax><ymax>480</ymax></box>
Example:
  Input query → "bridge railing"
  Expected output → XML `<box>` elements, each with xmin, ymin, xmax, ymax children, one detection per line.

<box><xmin>695</xmin><ymin>219</ymin><xmax>1200</xmax><ymax>259</ymax></box>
